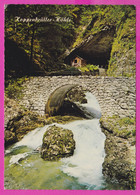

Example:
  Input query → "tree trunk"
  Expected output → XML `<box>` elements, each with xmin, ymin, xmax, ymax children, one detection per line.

<box><xmin>30</xmin><ymin>23</ymin><xmax>35</xmax><ymax>63</ymax></box>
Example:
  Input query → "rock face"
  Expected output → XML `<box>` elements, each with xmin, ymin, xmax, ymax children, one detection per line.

<box><xmin>5</xmin><ymin>111</ymin><xmax>47</xmax><ymax>147</ymax></box>
<box><xmin>65</xmin><ymin>28</ymin><xmax>115</xmax><ymax>67</ymax></box>
<box><xmin>41</xmin><ymin>125</ymin><xmax>75</xmax><ymax>161</ymax></box>
<box><xmin>107</xmin><ymin>14</ymin><xmax>136</xmax><ymax>77</ymax></box>
<box><xmin>65</xmin><ymin>6</ymin><xmax>135</xmax><ymax>77</ymax></box>
<box><xmin>100</xmin><ymin>115</ymin><xmax>136</xmax><ymax>189</ymax></box>
<box><xmin>102</xmin><ymin>132</ymin><xmax>136</xmax><ymax>189</ymax></box>
<box><xmin>4</xmin><ymin>96</ymin><xmax>23</xmax><ymax>129</ymax></box>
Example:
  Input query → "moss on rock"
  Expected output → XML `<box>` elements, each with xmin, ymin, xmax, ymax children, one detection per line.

<box><xmin>5</xmin><ymin>111</ymin><xmax>48</xmax><ymax>147</ymax></box>
<box><xmin>100</xmin><ymin>115</ymin><xmax>135</xmax><ymax>139</ymax></box>
<box><xmin>102</xmin><ymin>132</ymin><xmax>136</xmax><ymax>189</ymax></box>
<box><xmin>100</xmin><ymin>114</ymin><xmax>136</xmax><ymax>189</ymax></box>
<box><xmin>46</xmin><ymin>115</ymin><xmax>84</xmax><ymax>125</ymax></box>
<box><xmin>41</xmin><ymin>125</ymin><xmax>75</xmax><ymax>161</ymax></box>
<box><xmin>107</xmin><ymin>9</ymin><xmax>136</xmax><ymax>76</ymax></box>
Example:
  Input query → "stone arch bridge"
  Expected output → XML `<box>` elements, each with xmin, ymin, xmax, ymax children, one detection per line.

<box><xmin>20</xmin><ymin>76</ymin><xmax>135</xmax><ymax>118</ymax></box>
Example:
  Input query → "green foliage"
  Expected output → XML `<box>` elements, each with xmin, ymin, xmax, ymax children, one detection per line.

<box><xmin>5</xmin><ymin>5</ymin><xmax>78</xmax><ymax>72</ymax></box>
<box><xmin>132</xmin><ymin>129</ymin><xmax>136</xmax><ymax>136</ymax></box>
<box><xmin>86</xmin><ymin>64</ymin><xmax>99</xmax><ymax>71</ymax></box>
<box><xmin>77</xmin><ymin>64</ymin><xmax>99</xmax><ymax>72</ymax></box>
<box><xmin>122</xmin><ymin>72</ymin><xmax>135</xmax><ymax>78</ymax></box>
<box><xmin>5</xmin><ymin>5</ymin><xmax>136</xmax><ymax>76</ymax></box>
<box><xmin>71</xmin><ymin>5</ymin><xmax>135</xmax><ymax>77</ymax></box>
<box><xmin>73</xmin><ymin>36</ymin><xmax>83</xmax><ymax>48</ymax></box>
<box><xmin>78</xmin><ymin>5</ymin><xmax>135</xmax><ymax>39</ymax></box>
<box><xmin>65</xmin><ymin>66</ymin><xmax>79</xmax><ymax>72</ymax></box>
<box><xmin>5</xmin><ymin>77</ymin><xmax>28</xmax><ymax>99</ymax></box>
<box><xmin>78</xmin><ymin>67</ymin><xmax>89</xmax><ymax>72</ymax></box>
<box><xmin>107</xmin><ymin>7</ymin><xmax>136</xmax><ymax>77</ymax></box>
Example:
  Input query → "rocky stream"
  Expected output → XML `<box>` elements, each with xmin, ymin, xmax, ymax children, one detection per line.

<box><xmin>4</xmin><ymin>86</ymin><xmax>136</xmax><ymax>190</ymax></box>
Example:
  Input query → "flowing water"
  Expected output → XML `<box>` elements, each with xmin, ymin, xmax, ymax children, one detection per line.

<box><xmin>4</xmin><ymin>92</ymin><xmax>126</xmax><ymax>190</ymax></box>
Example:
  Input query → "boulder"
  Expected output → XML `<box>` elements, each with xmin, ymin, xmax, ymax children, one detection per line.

<box><xmin>41</xmin><ymin>125</ymin><xmax>75</xmax><ymax>161</ymax></box>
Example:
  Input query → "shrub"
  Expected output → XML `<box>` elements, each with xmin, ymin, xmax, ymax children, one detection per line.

<box><xmin>86</xmin><ymin>64</ymin><xmax>99</xmax><ymax>71</ymax></box>
<box><xmin>66</xmin><ymin>66</ymin><xmax>79</xmax><ymax>71</ymax></box>
<box><xmin>78</xmin><ymin>67</ymin><xmax>89</xmax><ymax>72</ymax></box>
<box><xmin>5</xmin><ymin>77</ymin><xmax>28</xmax><ymax>99</ymax></box>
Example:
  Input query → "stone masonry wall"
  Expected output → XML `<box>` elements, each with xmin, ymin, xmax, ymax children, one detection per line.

<box><xmin>20</xmin><ymin>76</ymin><xmax>136</xmax><ymax>118</ymax></box>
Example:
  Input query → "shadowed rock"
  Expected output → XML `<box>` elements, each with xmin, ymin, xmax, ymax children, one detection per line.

<box><xmin>65</xmin><ymin>28</ymin><xmax>115</xmax><ymax>67</ymax></box>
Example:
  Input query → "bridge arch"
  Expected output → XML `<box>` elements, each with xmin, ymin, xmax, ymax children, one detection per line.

<box><xmin>20</xmin><ymin>76</ymin><xmax>135</xmax><ymax>119</ymax></box>
<box><xmin>44</xmin><ymin>84</ymin><xmax>102</xmax><ymax>119</ymax></box>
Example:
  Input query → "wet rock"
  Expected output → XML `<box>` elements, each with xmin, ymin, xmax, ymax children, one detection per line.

<box><xmin>46</xmin><ymin>115</ymin><xmax>84</xmax><ymax>125</ymax></box>
<box><xmin>5</xmin><ymin>111</ymin><xmax>48</xmax><ymax>147</ymax></box>
<box><xmin>57</xmin><ymin>100</ymin><xmax>88</xmax><ymax>118</ymax></box>
<box><xmin>65</xmin><ymin>85</ymin><xmax>87</xmax><ymax>104</ymax></box>
<box><xmin>102</xmin><ymin>132</ymin><xmax>136</xmax><ymax>189</ymax></box>
<box><xmin>41</xmin><ymin>125</ymin><xmax>75</xmax><ymax>161</ymax></box>
<box><xmin>100</xmin><ymin>115</ymin><xmax>136</xmax><ymax>189</ymax></box>
<box><xmin>57</xmin><ymin>86</ymin><xmax>89</xmax><ymax>118</ymax></box>
<box><xmin>4</xmin><ymin>95</ymin><xmax>23</xmax><ymax>129</ymax></box>
<box><xmin>100</xmin><ymin>115</ymin><xmax>135</xmax><ymax>138</ymax></box>
<box><xmin>4</xmin><ymin>130</ymin><xmax>17</xmax><ymax>145</ymax></box>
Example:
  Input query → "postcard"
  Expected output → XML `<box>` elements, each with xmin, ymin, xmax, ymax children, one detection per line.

<box><xmin>0</xmin><ymin>0</ymin><xmax>140</xmax><ymax>195</ymax></box>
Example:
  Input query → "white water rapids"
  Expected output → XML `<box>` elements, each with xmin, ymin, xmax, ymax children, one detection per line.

<box><xmin>60</xmin><ymin>119</ymin><xmax>105</xmax><ymax>189</ymax></box>
<box><xmin>7</xmin><ymin>92</ymin><xmax>106</xmax><ymax>189</ymax></box>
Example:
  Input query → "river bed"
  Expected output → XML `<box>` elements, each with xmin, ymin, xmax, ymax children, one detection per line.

<box><xmin>4</xmin><ymin>92</ymin><xmax>128</xmax><ymax>190</ymax></box>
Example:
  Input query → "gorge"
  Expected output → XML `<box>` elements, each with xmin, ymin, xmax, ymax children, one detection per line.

<box><xmin>5</xmin><ymin>79</ymin><xmax>136</xmax><ymax>189</ymax></box>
